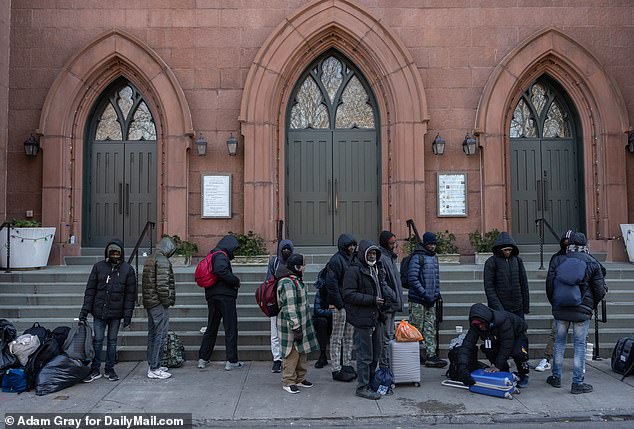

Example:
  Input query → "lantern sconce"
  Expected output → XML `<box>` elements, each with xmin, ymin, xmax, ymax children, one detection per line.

<box><xmin>627</xmin><ymin>132</ymin><xmax>634</xmax><ymax>153</ymax></box>
<box><xmin>226</xmin><ymin>133</ymin><xmax>238</xmax><ymax>156</ymax></box>
<box><xmin>24</xmin><ymin>134</ymin><xmax>40</xmax><ymax>157</ymax></box>
<box><xmin>432</xmin><ymin>134</ymin><xmax>446</xmax><ymax>155</ymax></box>
<box><xmin>195</xmin><ymin>133</ymin><xmax>208</xmax><ymax>156</ymax></box>
<box><xmin>462</xmin><ymin>132</ymin><xmax>477</xmax><ymax>156</ymax></box>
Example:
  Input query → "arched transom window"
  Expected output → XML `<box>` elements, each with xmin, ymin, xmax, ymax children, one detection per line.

<box><xmin>289</xmin><ymin>55</ymin><xmax>376</xmax><ymax>130</ymax></box>
<box><xmin>510</xmin><ymin>81</ymin><xmax>571</xmax><ymax>139</ymax></box>
<box><xmin>95</xmin><ymin>84</ymin><xmax>157</xmax><ymax>141</ymax></box>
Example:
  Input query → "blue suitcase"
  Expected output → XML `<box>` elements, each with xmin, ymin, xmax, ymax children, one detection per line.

<box><xmin>442</xmin><ymin>369</ymin><xmax>519</xmax><ymax>399</ymax></box>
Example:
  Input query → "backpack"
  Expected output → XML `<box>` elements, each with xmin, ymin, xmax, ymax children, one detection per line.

<box><xmin>399</xmin><ymin>254</ymin><xmax>420</xmax><ymax>290</ymax></box>
<box><xmin>63</xmin><ymin>321</ymin><xmax>94</xmax><ymax>361</ymax></box>
<box><xmin>24</xmin><ymin>337</ymin><xmax>61</xmax><ymax>389</ymax></box>
<box><xmin>160</xmin><ymin>331</ymin><xmax>185</xmax><ymax>368</ymax></box>
<box><xmin>370</xmin><ymin>367</ymin><xmax>394</xmax><ymax>394</ymax></box>
<box><xmin>553</xmin><ymin>257</ymin><xmax>587</xmax><ymax>307</ymax></box>
<box><xmin>313</xmin><ymin>265</ymin><xmax>328</xmax><ymax>290</ymax></box>
<box><xmin>611</xmin><ymin>336</ymin><xmax>634</xmax><ymax>381</ymax></box>
<box><xmin>1</xmin><ymin>368</ymin><xmax>27</xmax><ymax>393</ymax></box>
<box><xmin>195</xmin><ymin>250</ymin><xmax>228</xmax><ymax>288</ymax></box>
<box><xmin>51</xmin><ymin>326</ymin><xmax>71</xmax><ymax>350</ymax></box>
<box><xmin>23</xmin><ymin>322</ymin><xmax>51</xmax><ymax>344</ymax></box>
<box><xmin>9</xmin><ymin>334</ymin><xmax>40</xmax><ymax>366</ymax></box>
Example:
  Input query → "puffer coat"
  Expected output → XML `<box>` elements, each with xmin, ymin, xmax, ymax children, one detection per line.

<box><xmin>407</xmin><ymin>243</ymin><xmax>440</xmax><ymax>307</ymax></box>
<box><xmin>142</xmin><ymin>236</ymin><xmax>176</xmax><ymax>309</ymax></box>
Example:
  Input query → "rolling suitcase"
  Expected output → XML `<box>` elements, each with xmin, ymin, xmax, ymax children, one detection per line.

<box><xmin>390</xmin><ymin>340</ymin><xmax>421</xmax><ymax>387</ymax></box>
<box><xmin>442</xmin><ymin>369</ymin><xmax>519</xmax><ymax>399</ymax></box>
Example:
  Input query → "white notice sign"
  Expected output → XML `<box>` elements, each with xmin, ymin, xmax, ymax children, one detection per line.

<box><xmin>201</xmin><ymin>174</ymin><xmax>231</xmax><ymax>218</ymax></box>
<box><xmin>437</xmin><ymin>172</ymin><xmax>467</xmax><ymax>217</ymax></box>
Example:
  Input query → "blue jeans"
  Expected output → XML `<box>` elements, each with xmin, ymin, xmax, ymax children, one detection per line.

<box><xmin>552</xmin><ymin>319</ymin><xmax>590</xmax><ymax>385</ymax></box>
<box><xmin>92</xmin><ymin>318</ymin><xmax>121</xmax><ymax>372</ymax></box>
<box><xmin>147</xmin><ymin>306</ymin><xmax>169</xmax><ymax>371</ymax></box>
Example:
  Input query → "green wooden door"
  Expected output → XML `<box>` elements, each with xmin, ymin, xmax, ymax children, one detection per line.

<box><xmin>510</xmin><ymin>78</ymin><xmax>582</xmax><ymax>243</ymax></box>
<box><xmin>286</xmin><ymin>52</ymin><xmax>379</xmax><ymax>245</ymax></box>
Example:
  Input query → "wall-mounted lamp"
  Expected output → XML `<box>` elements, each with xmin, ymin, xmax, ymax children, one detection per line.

<box><xmin>432</xmin><ymin>134</ymin><xmax>446</xmax><ymax>155</ymax></box>
<box><xmin>462</xmin><ymin>133</ymin><xmax>477</xmax><ymax>155</ymax></box>
<box><xmin>24</xmin><ymin>134</ymin><xmax>39</xmax><ymax>157</ymax></box>
<box><xmin>226</xmin><ymin>133</ymin><xmax>238</xmax><ymax>156</ymax></box>
<box><xmin>627</xmin><ymin>132</ymin><xmax>634</xmax><ymax>153</ymax></box>
<box><xmin>196</xmin><ymin>133</ymin><xmax>208</xmax><ymax>156</ymax></box>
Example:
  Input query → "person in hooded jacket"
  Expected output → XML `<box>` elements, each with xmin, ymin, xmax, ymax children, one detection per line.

<box><xmin>265</xmin><ymin>239</ymin><xmax>294</xmax><ymax>373</ymax></box>
<box><xmin>80</xmin><ymin>239</ymin><xmax>136</xmax><ymax>382</ymax></box>
<box><xmin>197</xmin><ymin>235</ymin><xmax>244</xmax><ymax>371</ymax></box>
<box><xmin>276</xmin><ymin>253</ymin><xmax>319</xmax><ymax>394</ymax></box>
<box><xmin>546</xmin><ymin>232</ymin><xmax>607</xmax><ymax>394</ymax></box>
<box><xmin>343</xmin><ymin>240</ymin><xmax>395</xmax><ymax>400</ymax></box>
<box><xmin>407</xmin><ymin>232</ymin><xmax>446</xmax><ymax>368</ymax></box>
<box><xmin>326</xmin><ymin>233</ymin><xmax>358</xmax><ymax>382</ymax></box>
<box><xmin>377</xmin><ymin>230</ymin><xmax>403</xmax><ymax>373</ymax></box>
<box><xmin>483</xmin><ymin>232</ymin><xmax>530</xmax><ymax>319</ymax></box>
<box><xmin>142</xmin><ymin>236</ymin><xmax>177</xmax><ymax>379</ymax></box>
<box><xmin>312</xmin><ymin>285</ymin><xmax>332</xmax><ymax>368</ymax></box>
<box><xmin>453</xmin><ymin>303</ymin><xmax>530</xmax><ymax>387</ymax></box>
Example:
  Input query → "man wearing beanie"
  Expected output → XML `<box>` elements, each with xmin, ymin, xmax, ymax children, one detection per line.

<box><xmin>407</xmin><ymin>232</ymin><xmax>446</xmax><ymax>368</ymax></box>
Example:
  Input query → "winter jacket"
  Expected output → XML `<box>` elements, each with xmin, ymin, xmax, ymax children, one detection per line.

<box><xmin>142</xmin><ymin>237</ymin><xmax>176</xmax><ymax>309</ymax></box>
<box><xmin>325</xmin><ymin>234</ymin><xmax>356</xmax><ymax>309</ymax></box>
<box><xmin>206</xmin><ymin>235</ymin><xmax>241</xmax><ymax>299</ymax></box>
<box><xmin>456</xmin><ymin>303</ymin><xmax>528</xmax><ymax>377</ymax></box>
<box><xmin>265</xmin><ymin>239</ymin><xmax>294</xmax><ymax>280</ymax></box>
<box><xmin>483</xmin><ymin>232</ymin><xmax>529</xmax><ymax>315</ymax></box>
<box><xmin>276</xmin><ymin>266</ymin><xmax>319</xmax><ymax>358</ymax></box>
<box><xmin>379</xmin><ymin>245</ymin><xmax>404</xmax><ymax>312</ymax></box>
<box><xmin>313</xmin><ymin>288</ymin><xmax>332</xmax><ymax>319</ymax></box>
<box><xmin>342</xmin><ymin>240</ymin><xmax>394</xmax><ymax>329</ymax></box>
<box><xmin>546</xmin><ymin>249</ymin><xmax>606</xmax><ymax>322</ymax></box>
<box><xmin>407</xmin><ymin>243</ymin><xmax>440</xmax><ymax>307</ymax></box>
<box><xmin>80</xmin><ymin>239</ymin><xmax>137</xmax><ymax>322</ymax></box>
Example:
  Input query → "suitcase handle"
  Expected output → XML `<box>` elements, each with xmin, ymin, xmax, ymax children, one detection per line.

<box><xmin>441</xmin><ymin>379</ymin><xmax>469</xmax><ymax>390</ymax></box>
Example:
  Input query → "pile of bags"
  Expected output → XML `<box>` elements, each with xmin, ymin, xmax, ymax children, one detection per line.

<box><xmin>0</xmin><ymin>319</ymin><xmax>93</xmax><ymax>396</ymax></box>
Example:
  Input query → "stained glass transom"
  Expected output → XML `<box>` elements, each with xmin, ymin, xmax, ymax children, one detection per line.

<box><xmin>530</xmin><ymin>83</ymin><xmax>547</xmax><ymax>116</ymax></box>
<box><xmin>289</xmin><ymin>54</ymin><xmax>375</xmax><ymax>130</ymax></box>
<box><xmin>510</xmin><ymin>80</ymin><xmax>572</xmax><ymax>139</ymax></box>
<box><xmin>510</xmin><ymin>99</ymin><xmax>537</xmax><ymax>138</ymax></box>
<box><xmin>94</xmin><ymin>84</ymin><xmax>156</xmax><ymax>141</ymax></box>
<box><xmin>543</xmin><ymin>100</ymin><xmax>570</xmax><ymax>138</ymax></box>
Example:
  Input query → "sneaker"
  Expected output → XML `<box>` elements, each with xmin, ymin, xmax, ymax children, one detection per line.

<box><xmin>224</xmin><ymin>361</ymin><xmax>244</xmax><ymax>371</ymax></box>
<box><xmin>341</xmin><ymin>365</ymin><xmax>358</xmax><ymax>379</ymax></box>
<box><xmin>571</xmin><ymin>382</ymin><xmax>593</xmax><ymax>394</ymax></box>
<box><xmin>271</xmin><ymin>360</ymin><xmax>282</xmax><ymax>373</ymax></box>
<box><xmin>546</xmin><ymin>375</ymin><xmax>561</xmax><ymax>388</ymax></box>
<box><xmin>332</xmin><ymin>370</ymin><xmax>354</xmax><ymax>382</ymax></box>
<box><xmin>297</xmin><ymin>380</ymin><xmax>313</xmax><ymax>388</ymax></box>
<box><xmin>385</xmin><ymin>387</ymin><xmax>394</xmax><ymax>396</ymax></box>
<box><xmin>314</xmin><ymin>352</ymin><xmax>328</xmax><ymax>369</ymax></box>
<box><xmin>356</xmin><ymin>387</ymin><xmax>381</xmax><ymax>400</ymax></box>
<box><xmin>517</xmin><ymin>375</ymin><xmax>529</xmax><ymax>388</ymax></box>
<box><xmin>424</xmin><ymin>356</ymin><xmax>448</xmax><ymax>368</ymax></box>
<box><xmin>283</xmin><ymin>385</ymin><xmax>300</xmax><ymax>394</ymax></box>
<box><xmin>535</xmin><ymin>358</ymin><xmax>551</xmax><ymax>372</ymax></box>
<box><xmin>198</xmin><ymin>359</ymin><xmax>210</xmax><ymax>369</ymax></box>
<box><xmin>104</xmin><ymin>369</ymin><xmax>119</xmax><ymax>382</ymax></box>
<box><xmin>83</xmin><ymin>369</ymin><xmax>102</xmax><ymax>383</ymax></box>
<box><xmin>147</xmin><ymin>368</ymin><xmax>171</xmax><ymax>379</ymax></box>
<box><xmin>159</xmin><ymin>366</ymin><xmax>169</xmax><ymax>372</ymax></box>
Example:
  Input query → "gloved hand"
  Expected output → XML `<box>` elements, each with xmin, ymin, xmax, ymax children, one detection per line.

<box><xmin>293</xmin><ymin>328</ymin><xmax>303</xmax><ymax>342</ymax></box>
<box><xmin>123</xmin><ymin>318</ymin><xmax>131</xmax><ymax>328</ymax></box>
<box><xmin>78</xmin><ymin>314</ymin><xmax>87</xmax><ymax>323</ymax></box>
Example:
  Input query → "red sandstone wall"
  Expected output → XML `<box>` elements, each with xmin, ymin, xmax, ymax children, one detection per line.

<box><xmin>0</xmin><ymin>1</ymin><xmax>10</xmax><ymax>222</ymax></box>
<box><xmin>5</xmin><ymin>0</ymin><xmax>634</xmax><ymax>253</ymax></box>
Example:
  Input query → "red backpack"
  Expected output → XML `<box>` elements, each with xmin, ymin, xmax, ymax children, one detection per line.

<box><xmin>255</xmin><ymin>275</ymin><xmax>293</xmax><ymax>317</ymax></box>
<box><xmin>195</xmin><ymin>250</ymin><xmax>227</xmax><ymax>288</ymax></box>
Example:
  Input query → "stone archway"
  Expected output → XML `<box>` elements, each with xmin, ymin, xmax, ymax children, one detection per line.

<box><xmin>38</xmin><ymin>29</ymin><xmax>193</xmax><ymax>263</ymax></box>
<box><xmin>239</xmin><ymin>0</ymin><xmax>428</xmax><ymax>246</ymax></box>
<box><xmin>475</xmin><ymin>27</ymin><xmax>629</xmax><ymax>250</ymax></box>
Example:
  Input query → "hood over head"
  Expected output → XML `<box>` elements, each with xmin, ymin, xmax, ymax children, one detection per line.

<box><xmin>104</xmin><ymin>239</ymin><xmax>125</xmax><ymax>260</ymax></box>
<box><xmin>277</xmin><ymin>239</ymin><xmax>294</xmax><ymax>262</ymax></box>
<box><xmin>337</xmin><ymin>233</ymin><xmax>357</xmax><ymax>253</ymax></box>
<box><xmin>468</xmin><ymin>303</ymin><xmax>495</xmax><ymax>326</ymax></box>
<box><xmin>215</xmin><ymin>235</ymin><xmax>240</xmax><ymax>259</ymax></box>
<box><xmin>492</xmin><ymin>232</ymin><xmax>519</xmax><ymax>256</ymax></box>
<box><xmin>357</xmin><ymin>240</ymin><xmax>381</xmax><ymax>267</ymax></box>
<box><xmin>157</xmin><ymin>236</ymin><xmax>177</xmax><ymax>258</ymax></box>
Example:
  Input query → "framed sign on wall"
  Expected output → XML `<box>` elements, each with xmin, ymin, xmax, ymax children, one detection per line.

<box><xmin>437</xmin><ymin>172</ymin><xmax>467</xmax><ymax>217</ymax></box>
<box><xmin>201</xmin><ymin>174</ymin><xmax>232</xmax><ymax>218</ymax></box>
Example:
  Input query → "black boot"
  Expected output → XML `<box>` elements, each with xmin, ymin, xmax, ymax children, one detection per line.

<box><xmin>314</xmin><ymin>351</ymin><xmax>328</xmax><ymax>369</ymax></box>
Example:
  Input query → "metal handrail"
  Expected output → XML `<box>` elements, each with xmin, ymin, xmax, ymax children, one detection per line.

<box><xmin>1</xmin><ymin>222</ymin><xmax>12</xmax><ymax>273</ymax></box>
<box><xmin>535</xmin><ymin>217</ymin><xmax>560</xmax><ymax>270</ymax></box>
<box><xmin>127</xmin><ymin>222</ymin><xmax>155</xmax><ymax>296</ymax></box>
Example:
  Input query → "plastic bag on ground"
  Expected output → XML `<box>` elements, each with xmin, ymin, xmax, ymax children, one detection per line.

<box><xmin>35</xmin><ymin>354</ymin><xmax>91</xmax><ymax>396</ymax></box>
<box><xmin>395</xmin><ymin>320</ymin><xmax>423</xmax><ymax>342</ymax></box>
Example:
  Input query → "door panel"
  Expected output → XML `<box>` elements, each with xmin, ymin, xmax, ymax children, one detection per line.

<box><xmin>511</xmin><ymin>140</ymin><xmax>541</xmax><ymax>243</ymax></box>
<box><xmin>90</xmin><ymin>142</ymin><xmax>125</xmax><ymax>245</ymax></box>
<box><xmin>124</xmin><ymin>142</ymin><xmax>157</xmax><ymax>245</ymax></box>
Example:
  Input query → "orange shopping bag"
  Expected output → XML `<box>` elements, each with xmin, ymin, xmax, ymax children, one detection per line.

<box><xmin>395</xmin><ymin>320</ymin><xmax>423</xmax><ymax>342</ymax></box>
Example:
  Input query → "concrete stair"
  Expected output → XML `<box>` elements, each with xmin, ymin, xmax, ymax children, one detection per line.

<box><xmin>1</xmin><ymin>247</ymin><xmax>631</xmax><ymax>362</ymax></box>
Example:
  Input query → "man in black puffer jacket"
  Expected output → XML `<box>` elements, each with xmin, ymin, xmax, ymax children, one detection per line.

<box><xmin>483</xmin><ymin>232</ymin><xmax>529</xmax><ymax>318</ymax></box>
<box><xmin>546</xmin><ymin>232</ymin><xmax>606</xmax><ymax>394</ymax></box>
<box><xmin>197</xmin><ymin>235</ymin><xmax>243</xmax><ymax>371</ymax></box>
<box><xmin>79</xmin><ymin>239</ymin><xmax>136</xmax><ymax>382</ymax></box>
<box><xmin>453</xmin><ymin>303</ymin><xmax>530</xmax><ymax>387</ymax></box>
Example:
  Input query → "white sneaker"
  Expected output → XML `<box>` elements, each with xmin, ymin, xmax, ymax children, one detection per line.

<box><xmin>159</xmin><ymin>366</ymin><xmax>169</xmax><ymax>372</ymax></box>
<box><xmin>147</xmin><ymin>368</ymin><xmax>172</xmax><ymax>379</ymax></box>
<box><xmin>224</xmin><ymin>361</ymin><xmax>244</xmax><ymax>371</ymax></box>
<box><xmin>535</xmin><ymin>358</ymin><xmax>551</xmax><ymax>372</ymax></box>
<box><xmin>198</xmin><ymin>359</ymin><xmax>210</xmax><ymax>369</ymax></box>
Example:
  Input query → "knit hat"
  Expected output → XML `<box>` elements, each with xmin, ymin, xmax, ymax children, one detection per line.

<box><xmin>379</xmin><ymin>230</ymin><xmax>395</xmax><ymax>248</ymax></box>
<box><xmin>422</xmin><ymin>232</ymin><xmax>437</xmax><ymax>246</ymax></box>
<box><xmin>106</xmin><ymin>243</ymin><xmax>123</xmax><ymax>256</ymax></box>
<box><xmin>286</xmin><ymin>253</ymin><xmax>305</xmax><ymax>269</ymax></box>
<box><xmin>569</xmin><ymin>232</ymin><xmax>587</xmax><ymax>246</ymax></box>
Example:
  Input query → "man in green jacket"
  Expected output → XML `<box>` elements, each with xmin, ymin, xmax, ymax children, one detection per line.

<box><xmin>142</xmin><ymin>236</ymin><xmax>176</xmax><ymax>379</ymax></box>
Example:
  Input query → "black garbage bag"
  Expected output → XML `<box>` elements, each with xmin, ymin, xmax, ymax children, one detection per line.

<box><xmin>35</xmin><ymin>354</ymin><xmax>91</xmax><ymax>396</ymax></box>
<box><xmin>0</xmin><ymin>319</ymin><xmax>18</xmax><ymax>371</ymax></box>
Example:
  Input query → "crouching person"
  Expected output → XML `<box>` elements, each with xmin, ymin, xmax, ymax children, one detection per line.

<box><xmin>456</xmin><ymin>303</ymin><xmax>530</xmax><ymax>387</ymax></box>
<box><xmin>276</xmin><ymin>254</ymin><xmax>318</xmax><ymax>394</ymax></box>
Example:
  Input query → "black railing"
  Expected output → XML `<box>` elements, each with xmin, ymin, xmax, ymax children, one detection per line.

<box><xmin>535</xmin><ymin>217</ymin><xmax>560</xmax><ymax>270</ymax></box>
<box><xmin>127</xmin><ymin>222</ymin><xmax>156</xmax><ymax>296</ymax></box>
<box><xmin>1</xmin><ymin>222</ymin><xmax>12</xmax><ymax>273</ymax></box>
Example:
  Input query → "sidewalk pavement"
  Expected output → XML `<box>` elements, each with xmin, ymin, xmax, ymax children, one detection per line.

<box><xmin>2</xmin><ymin>358</ymin><xmax>633</xmax><ymax>426</ymax></box>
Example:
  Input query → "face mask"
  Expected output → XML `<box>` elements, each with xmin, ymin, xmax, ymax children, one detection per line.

<box><xmin>367</xmin><ymin>260</ymin><xmax>376</xmax><ymax>267</ymax></box>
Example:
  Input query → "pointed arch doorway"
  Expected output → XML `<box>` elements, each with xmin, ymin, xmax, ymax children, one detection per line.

<box><xmin>510</xmin><ymin>76</ymin><xmax>584</xmax><ymax>243</ymax></box>
<box><xmin>83</xmin><ymin>78</ymin><xmax>157</xmax><ymax>247</ymax></box>
<box><xmin>285</xmin><ymin>52</ymin><xmax>380</xmax><ymax>245</ymax></box>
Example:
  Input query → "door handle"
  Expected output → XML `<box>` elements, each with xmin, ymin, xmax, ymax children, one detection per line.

<box><xmin>334</xmin><ymin>179</ymin><xmax>339</xmax><ymax>213</ymax></box>
<box><xmin>118</xmin><ymin>183</ymin><xmax>123</xmax><ymax>215</ymax></box>
<box><xmin>327</xmin><ymin>179</ymin><xmax>332</xmax><ymax>214</ymax></box>
<box><xmin>536</xmin><ymin>180</ymin><xmax>542</xmax><ymax>211</ymax></box>
<box><xmin>125</xmin><ymin>183</ymin><xmax>130</xmax><ymax>215</ymax></box>
<box><xmin>543</xmin><ymin>179</ymin><xmax>548</xmax><ymax>212</ymax></box>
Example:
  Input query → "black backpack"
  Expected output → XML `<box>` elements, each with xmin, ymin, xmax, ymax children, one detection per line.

<box><xmin>51</xmin><ymin>326</ymin><xmax>71</xmax><ymax>350</ymax></box>
<box><xmin>313</xmin><ymin>265</ymin><xmax>328</xmax><ymax>290</ymax></box>
<box><xmin>611</xmin><ymin>336</ymin><xmax>634</xmax><ymax>381</ymax></box>
<box><xmin>399</xmin><ymin>254</ymin><xmax>420</xmax><ymax>290</ymax></box>
<box><xmin>23</xmin><ymin>322</ymin><xmax>51</xmax><ymax>344</ymax></box>
<box><xmin>24</xmin><ymin>337</ymin><xmax>60</xmax><ymax>389</ymax></box>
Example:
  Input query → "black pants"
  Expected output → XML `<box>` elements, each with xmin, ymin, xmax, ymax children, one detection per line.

<box><xmin>353</xmin><ymin>323</ymin><xmax>383</xmax><ymax>390</ymax></box>
<box><xmin>198</xmin><ymin>295</ymin><xmax>239</xmax><ymax>363</ymax></box>
<box><xmin>483</xmin><ymin>333</ymin><xmax>530</xmax><ymax>377</ymax></box>
<box><xmin>313</xmin><ymin>315</ymin><xmax>332</xmax><ymax>352</ymax></box>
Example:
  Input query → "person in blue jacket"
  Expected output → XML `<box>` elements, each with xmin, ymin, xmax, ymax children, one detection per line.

<box><xmin>312</xmin><ymin>286</ymin><xmax>332</xmax><ymax>368</ymax></box>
